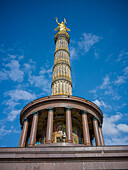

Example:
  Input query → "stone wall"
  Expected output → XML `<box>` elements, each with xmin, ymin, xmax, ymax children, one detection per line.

<box><xmin>0</xmin><ymin>144</ymin><xmax>128</xmax><ymax>170</ymax></box>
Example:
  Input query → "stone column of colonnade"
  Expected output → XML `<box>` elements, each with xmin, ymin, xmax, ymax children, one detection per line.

<box><xmin>51</xmin><ymin>31</ymin><xmax>72</xmax><ymax>95</ymax></box>
<box><xmin>18</xmin><ymin>126</ymin><xmax>23</xmax><ymax>147</ymax></box>
<box><xmin>99</xmin><ymin>124</ymin><xmax>105</xmax><ymax>146</ymax></box>
<box><xmin>19</xmin><ymin>118</ymin><xmax>29</xmax><ymax>147</ymax></box>
<box><xmin>66</xmin><ymin>107</ymin><xmax>73</xmax><ymax>143</ymax></box>
<box><xmin>93</xmin><ymin>117</ymin><xmax>101</xmax><ymax>146</ymax></box>
<box><xmin>28</xmin><ymin>111</ymin><xmax>39</xmax><ymax>146</ymax></box>
<box><xmin>81</xmin><ymin>111</ymin><xmax>91</xmax><ymax>146</ymax></box>
<box><xmin>46</xmin><ymin>107</ymin><xmax>54</xmax><ymax>144</ymax></box>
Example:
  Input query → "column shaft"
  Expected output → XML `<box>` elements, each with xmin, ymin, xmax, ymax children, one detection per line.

<box><xmin>20</xmin><ymin>119</ymin><xmax>29</xmax><ymax>147</ymax></box>
<box><xmin>82</xmin><ymin>112</ymin><xmax>91</xmax><ymax>146</ymax></box>
<box><xmin>18</xmin><ymin>127</ymin><xmax>23</xmax><ymax>147</ymax></box>
<box><xmin>29</xmin><ymin>113</ymin><xmax>39</xmax><ymax>146</ymax></box>
<box><xmin>99</xmin><ymin>125</ymin><xmax>105</xmax><ymax>146</ymax></box>
<box><xmin>93</xmin><ymin>118</ymin><xmax>101</xmax><ymax>146</ymax></box>
<box><xmin>66</xmin><ymin>107</ymin><xmax>72</xmax><ymax>143</ymax></box>
<box><xmin>46</xmin><ymin>108</ymin><xmax>54</xmax><ymax>143</ymax></box>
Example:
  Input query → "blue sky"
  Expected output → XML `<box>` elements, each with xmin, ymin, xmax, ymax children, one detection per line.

<box><xmin>0</xmin><ymin>0</ymin><xmax>128</xmax><ymax>147</ymax></box>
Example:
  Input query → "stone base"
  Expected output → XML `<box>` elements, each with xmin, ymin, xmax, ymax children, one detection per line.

<box><xmin>0</xmin><ymin>144</ymin><xmax>128</xmax><ymax>170</ymax></box>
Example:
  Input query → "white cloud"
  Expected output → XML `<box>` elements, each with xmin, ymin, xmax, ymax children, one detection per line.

<box><xmin>29</xmin><ymin>75</ymin><xmax>51</xmax><ymax>94</ymax></box>
<box><xmin>105</xmin><ymin>54</ymin><xmax>112</xmax><ymax>62</ymax></box>
<box><xmin>69</xmin><ymin>46</ymin><xmax>78</xmax><ymax>60</ymax></box>
<box><xmin>23</xmin><ymin>63</ymin><xmax>32</xmax><ymax>71</ymax></box>
<box><xmin>112</xmin><ymin>94</ymin><xmax>121</xmax><ymax>101</ymax></box>
<box><xmin>98</xmin><ymin>75</ymin><xmax>111</xmax><ymax>93</ymax></box>
<box><xmin>115</xmin><ymin>103</ymin><xmax>127</xmax><ymax>110</ymax></box>
<box><xmin>113</xmin><ymin>66</ymin><xmax>128</xmax><ymax>86</ymax></box>
<box><xmin>18</xmin><ymin>55</ymin><xmax>24</xmax><ymax>60</ymax></box>
<box><xmin>100</xmin><ymin>75</ymin><xmax>110</xmax><ymax>89</ymax></box>
<box><xmin>29</xmin><ymin>67</ymin><xmax>52</xmax><ymax>94</ymax></box>
<box><xmin>105</xmin><ymin>136</ymin><xmax>128</xmax><ymax>145</ymax></box>
<box><xmin>78</xmin><ymin>33</ymin><xmax>101</xmax><ymax>53</ymax></box>
<box><xmin>93</xmin><ymin>99</ymin><xmax>104</xmax><ymax>107</ymax></box>
<box><xmin>7</xmin><ymin>110</ymin><xmax>21</xmax><ymax>121</ymax></box>
<box><xmin>117</xmin><ymin>124</ymin><xmax>128</xmax><ymax>133</ymax></box>
<box><xmin>104</xmin><ymin>87</ymin><xmax>121</xmax><ymax>101</ymax></box>
<box><xmin>90</xmin><ymin>74</ymin><xmax>122</xmax><ymax>102</ymax></box>
<box><xmin>103</xmin><ymin>113</ymin><xmax>128</xmax><ymax>145</ymax></box>
<box><xmin>0</xmin><ymin>126</ymin><xmax>11</xmax><ymax>137</ymax></box>
<box><xmin>7</xmin><ymin>54</ymin><xmax>17</xmax><ymax>59</ymax></box>
<box><xmin>5</xmin><ymin>60</ymin><xmax>24</xmax><ymax>82</ymax></box>
<box><xmin>4</xmin><ymin>89</ymin><xmax>36</xmax><ymax>101</ymax></box>
<box><xmin>0</xmin><ymin>125</ymin><xmax>20</xmax><ymax>137</ymax></box>
<box><xmin>104</xmin><ymin>86</ymin><xmax>113</xmax><ymax>95</ymax></box>
<box><xmin>3</xmin><ymin>100</ymin><xmax>19</xmax><ymax>111</ymax></box>
<box><xmin>0</xmin><ymin>70</ymin><xmax>8</xmax><ymax>81</ymax></box>
<box><xmin>93</xmin><ymin>99</ymin><xmax>111</xmax><ymax>109</ymax></box>
<box><xmin>114</xmin><ymin>76</ymin><xmax>126</xmax><ymax>85</ymax></box>
<box><xmin>3</xmin><ymin>89</ymin><xmax>36</xmax><ymax>121</ymax></box>
<box><xmin>23</xmin><ymin>60</ymin><xmax>36</xmax><ymax>73</ymax></box>
<box><xmin>116</xmin><ymin>49</ymin><xmax>128</xmax><ymax>62</ymax></box>
<box><xmin>103</xmin><ymin>113</ymin><xmax>122</xmax><ymax>136</ymax></box>
<box><xmin>94</xmin><ymin>49</ymin><xmax>99</xmax><ymax>59</ymax></box>
<box><xmin>116</xmin><ymin>50</ymin><xmax>124</xmax><ymax>62</ymax></box>
<box><xmin>124</xmin><ymin>66</ymin><xmax>128</xmax><ymax>75</ymax></box>
<box><xmin>89</xmin><ymin>89</ymin><xmax>97</xmax><ymax>94</ymax></box>
<box><xmin>39</xmin><ymin>67</ymin><xmax>52</xmax><ymax>74</ymax></box>
<box><xmin>69</xmin><ymin>33</ymin><xmax>102</xmax><ymax>62</ymax></box>
<box><xmin>0</xmin><ymin>59</ymin><xmax>24</xmax><ymax>82</ymax></box>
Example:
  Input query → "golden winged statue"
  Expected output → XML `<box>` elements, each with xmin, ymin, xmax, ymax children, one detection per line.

<box><xmin>54</xmin><ymin>17</ymin><xmax>70</xmax><ymax>32</ymax></box>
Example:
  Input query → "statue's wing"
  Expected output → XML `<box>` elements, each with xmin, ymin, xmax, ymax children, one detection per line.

<box><xmin>64</xmin><ymin>18</ymin><xmax>67</xmax><ymax>24</ymax></box>
<box><xmin>66</xmin><ymin>27</ymin><xmax>70</xmax><ymax>31</ymax></box>
<box><xmin>54</xmin><ymin>27</ymin><xmax>59</xmax><ymax>31</ymax></box>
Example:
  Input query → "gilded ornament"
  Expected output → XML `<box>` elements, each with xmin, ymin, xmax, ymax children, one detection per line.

<box><xmin>54</xmin><ymin>17</ymin><xmax>70</xmax><ymax>32</ymax></box>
